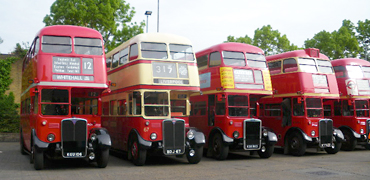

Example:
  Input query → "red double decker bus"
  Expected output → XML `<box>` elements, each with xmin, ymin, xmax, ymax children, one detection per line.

<box><xmin>102</xmin><ymin>33</ymin><xmax>205</xmax><ymax>166</ymax></box>
<box><xmin>189</xmin><ymin>42</ymin><xmax>277</xmax><ymax>160</ymax></box>
<box><xmin>20</xmin><ymin>25</ymin><xmax>111</xmax><ymax>170</ymax></box>
<box><xmin>258</xmin><ymin>48</ymin><xmax>344</xmax><ymax>156</ymax></box>
<box><xmin>325</xmin><ymin>58</ymin><xmax>370</xmax><ymax>150</ymax></box>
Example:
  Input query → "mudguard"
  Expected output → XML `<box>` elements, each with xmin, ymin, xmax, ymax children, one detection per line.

<box><xmin>90</xmin><ymin>128</ymin><xmax>112</xmax><ymax>150</ymax></box>
<box><xmin>32</xmin><ymin>129</ymin><xmax>49</xmax><ymax>151</ymax></box>
<box><xmin>333</xmin><ymin>128</ymin><xmax>344</xmax><ymax>141</ymax></box>
<box><xmin>186</xmin><ymin>128</ymin><xmax>205</xmax><ymax>146</ymax></box>
<box><xmin>131</xmin><ymin>129</ymin><xmax>152</xmax><ymax>150</ymax></box>
<box><xmin>267</xmin><ymin>131</ymin><xmax>278</xmax><ymax>144</ymax></box>
<box><xmin>217</xmin><ymin>128</ymin><xmax>234</xmax><ymax>144</ymax></box>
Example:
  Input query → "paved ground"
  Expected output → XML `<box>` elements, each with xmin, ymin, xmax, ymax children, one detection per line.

<box><xmin>1</xmin><ymin>142</ymin><xmax>370</xmax><ymax>180</ymax></box>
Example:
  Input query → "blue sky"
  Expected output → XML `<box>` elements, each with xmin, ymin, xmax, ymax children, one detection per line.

<box><xmin>1</xmin><ymin>0</ymin><xmax>369</xmax><ymax>54</ymax></box>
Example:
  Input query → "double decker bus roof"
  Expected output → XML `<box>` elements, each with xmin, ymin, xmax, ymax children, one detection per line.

<box><xmin>106</xmin><ymin>33</ymin><xmax>193</xmax><ymax>58</ymax></box>
<box><xmin>266</xmin><ymin>48</ymin><xmax>329</xmax><ymax>62</ymax></box>
<box><xmin>36</xmin><ymin>25</ymin><xmax>102</xmax><ymax>38</ymax></box>
<box><xmin>331</xmin><ymin>58</ymin><xmax>370</xmax><ymax>66</ymax></box>
<box><xmin>196</xmin><ymin>42</ymin><xmax>264</xmax><ymax>57</ymax></box>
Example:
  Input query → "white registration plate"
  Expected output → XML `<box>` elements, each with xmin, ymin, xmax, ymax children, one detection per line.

<box><xmin>246</xmin><ymin>144</ymin><xmax>259</xmax><ymax>149</ymax></box>
<box><xmin>66</xmin><ymin>152</ymin><xmax>83</xmax><ymax>157</ymax></box>
<box><xmin>166</xmin><ymin>149</ymin><xmax>182</xmax><ymax>155</ymax></box>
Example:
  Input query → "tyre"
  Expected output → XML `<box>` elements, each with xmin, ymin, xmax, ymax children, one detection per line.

<box><xmin>257</xmin><ymin>144</ymin><xmax>274</xmax><ymax>158</ymax></box>
<box><xmin>325</xmin><ymin>136</ymin><xmax>341</xmax><ymax>154</ymax></box>
<box><xmin>96</xmin><ymin>149</ymin><xmax>109</xmax><ymax>168</ymax></box>
<box><xmin>33</xmin><ymin>145</ymin><xmax>44</xmax><ymax>170</ymax></box>
<box><xmin>186</xmin><ymin>146</ymin><xmax>203</xmax><ymax>164</ymax></box>
<box><xmin>288</xmin><ymin>132</ymin><xmax>306</xmax><ymax>156</ymax></box>
<box><xmin>211</xmin><ymin>133</ymin><xmax>229</xmax><ymax>160</ymax></box>
<box><xmin>129</xmin><ymin>135</ymin><xmax>146</xmax><ymax>166</ymax></box>
<box><xmin>364</xmin><ymin>144</ymin><xmax>370</xmax><ymax>150</ymax></box>
<box><xmin>341</xmin><ymin>129</ymin><xmax>356</xmax><ymax>151</ymax></box>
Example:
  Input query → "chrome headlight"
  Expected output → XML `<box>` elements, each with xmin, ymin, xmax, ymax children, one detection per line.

<box><xmin>90</xmin><ymin>133</ymin><xmax>97</xmax><ymax>141</ymax></box>
<box><xmin>47</xmin><ymin>133</ymin><xmax>55</xmax><ymax>142</ymax></box>
<box><xmin>360</xmin><ymin>129</ymin><xmax>364</xmax><ymax>134</ymax></box>
<box><xmin>311</xmin><ymin>130</ymin><xmax>316</xmax><ymax>137</ymax></box>
<box><xmin>150</xmin><ymin>133</ymin><xmax>157</xmax><ymax>140</ymax></box>
<box><xmin>187</xmin><ymin>130</ymin><xmax>195</xmax><ymax>140</ymax></box>
<box><xmin>233</xmin><ymin>131</ymin><xmax>239</xmax><ymax>138</ymax></box>
<box><xmin>263</xmin><ymin>129</ymin><xmax>268</xmax><ymax>137</ymax></box>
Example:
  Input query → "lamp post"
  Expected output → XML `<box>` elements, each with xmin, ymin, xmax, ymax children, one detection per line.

<box><xmin>157</xmin><ymin>0</ymin><xmax>159</xmax><ymax>32</ymax></box>
<box><xmin>145</xmin><ymin>11</ymin><xmax>152</xmax><ymax>33</ymax></box>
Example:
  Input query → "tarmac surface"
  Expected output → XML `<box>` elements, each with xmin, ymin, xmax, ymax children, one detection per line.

<box><xmin>1</xmin><ymin>142</ymin><xmax>370</xmax><ymax>180</ymax></box>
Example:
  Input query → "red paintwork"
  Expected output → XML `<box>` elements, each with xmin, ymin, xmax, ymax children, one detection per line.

<box><xmin>20</xmin><ymin>25</ymin><xmax>108</xmax><ymax>152</ymax></box>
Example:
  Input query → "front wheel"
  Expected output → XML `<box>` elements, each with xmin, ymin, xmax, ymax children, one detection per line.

<box><xmin>211</xmin><ymin>133</ymin><xmax>229</xmax><ymax>160</ymax></box>
<box><xmin>129</xmin><ymin>135</ymin><xmax>146</xmax><ymax>166</ymax></box>
<box><xmin>257</xmin><ymin>144</ymin><xmax>274</xmax><ymax>158</ymax></box>
<box><xmin>325</xmin><ymin>137</ymin><xmax>341</xmax><ymax>154</ymax></box>
<box><xmin>96</xmin><ymin>149</ymin><xmax>109</xmax><ymax>168</ymax></box>
<box><xmin>341</xmin><ymin>129</ymin><xmax>356</xmax><ymax>151</ymax></box>
<box><xmin>186</xmin><ymin>146</ymin><xmax>203</xmax><ymax>164</ymax></box>
<box><xmin>288</xmin><ymin>132</ymin><xmax>306</xmax><ymax>156</ymax></box>
<box><xmin>33</xmin><ymin>145</ymin><xmax>44</xmax><ymax>170</ymax></box>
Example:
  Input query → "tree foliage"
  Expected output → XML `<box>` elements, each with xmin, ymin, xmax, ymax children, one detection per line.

<box><xmin>226</xmin><ymin>25</ymin><xmax>298</xmax><ymax>56</ymax></box>
<box><xmin>0</xmin><ymin>56</ymin><xmax>19</xmax><ymax>133</ymax></box>
<box><xmin>304</xmin><ymin>19</ymin><xmax>361</xmax><ymax>60</ymax></box>
<box><xmin>0</xmin><ymin>92</ymin><xmax>19</xmax><ymax>133</ymax></box>
<box><xmin>356</xmin><ymin>19</ymin><xmax>370</xmax><ymax>60</ymax></box>
<box><xmin>43</xmin><ymin>0</ymin><xmax>145</xmax><ymax>51</ymax></box>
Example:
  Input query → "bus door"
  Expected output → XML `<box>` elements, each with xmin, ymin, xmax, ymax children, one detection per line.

<box><xmin>281</xmin><ymin>98</ymin><xmax>292</xmax><ymax>127</ymax></box>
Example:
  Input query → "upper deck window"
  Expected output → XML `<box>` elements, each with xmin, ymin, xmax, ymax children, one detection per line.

<box><xmin>362</xmin><ymin>66</ymin><xmax>370</xmax><ymax>78</ymax></box>
<box><xmin>222</xmin><ymin>51</ymin><xmax>246</xmax><ymax>66</ymax></box>
<box><xmin>197</xmin><ymin>55</ymin><xmax>208</xmax><ymax>69</ymax></box>
<box><xmin>317</xmin><ymin>60</ymin><xmax>333</xmax><ymax>73</ymax></box>
<box><xmin>346</xmin><ymin>65</ymin><xmax>363</xmax><ymax>78</ymax></box>
<box><xmin>268</xmin><ymin>61</ymin><xmax>282</xmax><ymax>74</ymax></box>
<box><xmin>298</xmin><ymin>58</ymin><xmax>317</xmax><ymax>73</ymax></box>
<box><xmin>283</xmin><ymin>58</ymin><xmax>298</xmax><ymax>72</ymax></box>
<box><xmin>74</xmin><ymin>37</ymin><xmax>103</xmax><ymax>55</ymax></box>
<box><xmin>169</xmin><ymin>44</ymin><xmax>194</xmax><ymax>61</ymax></box>
<box><xmin>141</xmin><ymin>42</ymin><xmax>168</xmax><ymax>59</ymax></box>
<box><xmin>209</xmin><ymin>52</ymin><xmax>221</xmax><ymax>67</ymax></box>
<box><xmin>119</xmin><ymin>47</ymin><xmax>129</xmax><ymax>65</ymax></box>
<box><xmin>247</xmin><ymin>53</ymin><xmax>267</xmax><ymax>68</ymax></box>
<box><xmin>42</xmin><ymin>36</ymin><xmax>72</xmax><ymax>54</ymax></box>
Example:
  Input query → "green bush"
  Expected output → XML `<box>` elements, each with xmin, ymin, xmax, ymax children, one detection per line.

<box><xmin>0</xmin><ymin>92</ymin><xmax>20</xmax><ymax>132</ymax></box>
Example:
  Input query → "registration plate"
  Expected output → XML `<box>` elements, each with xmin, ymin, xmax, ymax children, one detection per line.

<box><xmin>321</xmin><ymin>143</ymin><xmax>331</xmax><ymax>148</ymax></box>
<box><xmin>166</xmin><ymin>149</ymin><xmax>183</xmax><ymax>155</ymax></box>
<box><xmin>66</xmin><ymin>152</ymin><xmax>83</xmax><ymax>157</ymax></box>
<box><xmin>246</xmin><ymin>144</ymin><xmax>259</xmax><ymax>149</ymax></box>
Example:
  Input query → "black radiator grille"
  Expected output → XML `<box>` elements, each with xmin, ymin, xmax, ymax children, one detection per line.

<box><xmin>61</xmin><ymin>118</ymin><xmax>87</xmax><ymax>158</ymax></box>
<box><xmin>162</xmin><ymin>119</ymin><xmax>185</xmax><ymax>155</ymax></box>
<box><xmin>244</xmin><ymin>119</ymin><xmax>261</xmax><ymax>150</ymax></box>
<box><xmin>319</xmin><ymin>119</ymin><xmax>333</xmax><ymax>147</ymax></box>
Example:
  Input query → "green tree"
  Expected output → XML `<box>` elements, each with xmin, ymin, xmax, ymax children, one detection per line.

<box><xmin>226</xmin><ymin>35</ymin><xmax>252</xmax><ymax>44</ymax></box>
<box><xmin>0</xmin><ymin>56</ymin><xmax>19</xmax><ymax>133</ymax></box>
<box><xmin>43</xmin><ymin>0</ymin><xmax>145</xmax><ymax>51</ymax></box>
<box><xmin>305</xmin><ymin>19</ymin><xmax>360</xmax><ymax>59</ymax></box>
<box><xmin>13</xmin><ymin>43</ymin><xmax>28</xmax><ymax>58</ymax></box>
<box><xmin>356</xmin><ymin>19</ymin><xmax>370</xmax><ymax>60</ymax></box>
<box><xmin>0</xmin><ymin>92</ymin><xmax>19</xmax><ymax>133</ymax></box>
<box><xmin>226</xmin><ymin>25</ymin><xmax>298</xmax><ymax>55</ymax></box>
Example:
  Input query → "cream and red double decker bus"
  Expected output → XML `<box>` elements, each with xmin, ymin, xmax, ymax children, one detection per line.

<box><xmin>102</xmin><ymin>33</ymin><xmax>205</xmax><ymax>166</ymax></box>
<box><xmin>20</xmin><ymin>25</ymin><xmax>111</xmax><ymax>170</ymax></box>
<box><xmin>189</xmin><ymin>42</ymin><xmax>277</xmax><ymax>160</ymax></box>
<box><xmin>258</xmin><ymin>48</ymin><xmax>344</xmax><ymax>156</ymax></box>
<box><xmin>325</xmin><ymin>58</ymin><xmax>370</xmax><ymax>150</ymax></box>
